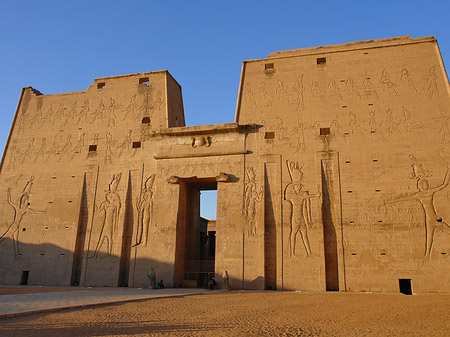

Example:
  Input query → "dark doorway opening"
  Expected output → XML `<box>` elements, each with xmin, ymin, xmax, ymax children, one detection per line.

<box><xmin>399</xmin><ymin>279</ymin><xmax>412</xmax><ymax>295</ymax></box>
<box><xmin>174</xmin><ymin>178</ymin><xmax>217</xmax><ymax>288</ymax></box>
<box><xmin>20</xmin><ymin>271</ymin><xmax>29</xmax><ymax>285</ymax></box>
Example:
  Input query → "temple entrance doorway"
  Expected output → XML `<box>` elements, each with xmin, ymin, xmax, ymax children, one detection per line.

<box><xmin>174</xmin><ymin>178</ymin><xmax>217</xmax><ymax>288</ymax></box>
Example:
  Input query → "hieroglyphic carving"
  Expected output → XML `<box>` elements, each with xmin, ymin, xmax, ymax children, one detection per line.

<box><xmin>108</xmin><ymin>98</ymin><xmax>118</xmax><ymax>127</ymax></box>
<box><xmin>244</xmin><ymin>83</ymin><xmax>257</xmax><ymax>109</ymax></box>
<box><xmin>400</xmin><ymin>68</ymin><xmax>419</xmax><ymax>95</ymax></box>
<box><xmin>34</xmin><ymin>138</ymin><xmax>47</xmax><ymax>163</ymax></box>
<box><xmin>295</xmin><ymin>122</ymin><xmax>307</xmax><ymax>151</ymax></box>
<box><xmin>90</xmin><ymin>173</ymin><xmax>122</xmax><ymax>258</ymax></box>
<box><xmin>7</xmin><ymin>142</ymin><xmax>18</xmax><ymax>169</ymax></box>
<box><xmin>345</xmin><ymin>78</ymin><xmax>361</xmax><ymax>99</ymax></box>
<box><xmin>331</xmin><ymin>120</ymin><xmax>347</xmax><ymax>141</ymax></box>
<box><xmin>438</xmin><ymin>110</ymin><xmax>450</xmax><ymax>143</ymax></box>
<box><xmin>46</xmin><ymin>136</ymin><xmax>59</xmax><ymax>162</ymax></box>
<box><xmin>402</xmin><ymin>107</ymin><xmax>422</xmax><ymax>137</ymax></box>
<box><xmin>122</xmin><ymin>94</ymin><xmax>137</xmax><ymax>120</ymax></box>
<box><xmin>328</xmin><ymin>80</ymin><xmax>342</xmax><ymax>100</ymax></box>
<box><xmin>362</xmin><ymin>75</ymin><xmax>379</xmax><ymax>98</ymax></box>
<box><xmin>284</xmin><ymin>160</ymin><xmax>320</xmax><ymax>257</ymax></box>
<box><xmin>134</xmin><ymin>174</ymin><xmax>155</xmax><ymax>247</ymax></box>
<box><xmin>386</xmin><ymin>108</ymin><xmax>403</xmax><ymax>138</ymax></box>
<box><xmin>276</xmin><ymin>80</ymin><xmax>290</xmax><ymax>104</ymax></box>
<box><xmin>259</xmin><ymin>81</ymin><xmax>272</xmax><ymax>111</ymax></box>
<box><xmin>386</xmin><ymin>160</ymin><xmax>450</xmax><ymax>257</ymax></box>
<box><xmin>311</xmin><ymin>81</ymin><xmax>325</xmax><ymax>102</ymax></box>
<box><xmin>91</xmin><ymin>99</ymin><xmax>105</xmax><ymax>123</ymax></box>
<box><xmin>368</xmin><ymin>110</ymin><xmax>384</xmax><ymax>139</ymax></box>
<box><xmin>77</xmin><ymin>100</ymin><xmax>90</xmax><ymax>124</ymax></box>
<box><xmin>0</xmin><ymin>177</ymin><xmax>44</xmax><ymax>257</ymax></box>
<box><xmin>295</xmin><ymin>75</ymin><xmax>305</xmax><ymax>111</ymax></box>
<box><xmin>71</xmin><ymin>133</ymin><xmax>85</xmax><ymax>160</ymax></box>
<box><xmin>380</xmin><ymin>69</ymin><xmax>398</xmax><ymax>96</ymax></box>
<box><xmin>117</xmin><ymin>130</ymin><xmax>132</xmax><ymax>157</ymax></box>
<box><xmin>21</xmin><ymin>138</ymin><xmax>35</xmax><ymax>163</ymax></box>
<box><xmin>58</xmin><ymin>135</ymin><xmax>72</xmax><ymax>162</ymax></box>
<box><xmin>192</xmin><ymin>137</ymin><xmax>212</xmax><ymax>148</ymax></box>
<box><xmin>105</xmin><ymin>132</ymin><xmax>113</xmax><ymax>164</ymax></box>
<box><xmin>349</xmin><ymin>112</ymin><xmax>365</xmax><ymax>140</ymax></box>
<box><xmin>244</xmin><ymin>167</ymin><xmax>262</xmax><ymax>236</ymax></box>
<box><xmin>427</xmin><ymin>66</ymin><xmax>439</xmax><ymax>100</ymax></box>
<box><xmin>64</xmin><ymin>101</ymin><xmax>77</xmax><ymax>126</ymax></box>
<box><xmin>409</xmin><ymin>154</ymin><xmax>430</xmax><ymax>179</ymax></box>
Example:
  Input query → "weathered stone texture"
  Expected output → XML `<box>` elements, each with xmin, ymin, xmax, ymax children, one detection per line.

<box><xmin>1</xmin><ymin>36</ymin><xmax>450</xmax><ymax>293</ymax></box>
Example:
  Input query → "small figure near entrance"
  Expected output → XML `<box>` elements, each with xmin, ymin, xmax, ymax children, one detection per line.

<box><xmin>209</xmin><ymin>277</ymin><xmax>217</xmax><ymax>290</ymax></box>
<box><xmin>222</xmin><ymin>270</ymin><xmax>230</xmax><ymax>290</ymax></box>
<box><xmin>157</xmin><ymin>279</ymin><xmax>164</xmax><ymax>289</ymax></box>
<box><xmin>147</xmin><ymin>267</ymin><xmax>156</xmax><ymax>289</ymax></box>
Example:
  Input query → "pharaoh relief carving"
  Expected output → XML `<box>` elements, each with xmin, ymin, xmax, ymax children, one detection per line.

<box><xmin>349</xmin><ymin>112</ymin><xmax>366</xmax><ymax>140</ymax></box>
<box><xmin>386</xmin><ymin>157</ymin><xmax>450</xmax><ymax>257</ymax></box>
<box><xmin>122</xmin><ymin>94</ymin><xmax>137</xmax><ymax>120</ymax></box>
<box><xmin>34</xmin><ymin>138</ymin><xmax>47</xmax><ymax>163</ymax></box>
<box><xmin>380</xmin><ymin>69</ymin><xmax>398</xmax><ymax>96</ymax></box>
<box><xmin>244</xmin><ymin>167</ymin><xmax>262</xmax><ymax>236</ymax></box>
<box><xmin>276</xmin><ymin>80</ymin><xmax>290</xmax><ymax>104</ymax></box>
<box><xmin>90</xmin><ymin>173</ymin><xmax>122</xmax><ymax>259</ymax></box>
<box><xmin>105</xmin><ymin>132</ymin><xmax>114</xmax><ymax>164</ymax></box>
<box><xmin>427</xmin><ymin>66</ymin><xmax>439</xmax><ymax>100</ymax></box>
<box><xmin>328</xmin><ymin>79</ymin><xmax>343</xmax><ymax>100</ymax></box>
<box><xmin>244</xmin><ymin>83</ymin><xmax>257</xmax><ymax>109</ymax></box>
<box><xmin>368</xmin><ymin>110</ymin><xmax>385</xmax><ymax>139</ymax></box>
<box><xmin>311</xmin><ymin>80</ymin><xmax>325</xmax><ymax>102</ymax></box>
<box><xmin>402</xmin><ymin>107</ymin><xmax>422</xmax><ymax>137</ymax></box>
<box><xmin>192</xmin><ymin>136</ymin><xmax>212</xmax><ymax>148</ymax></box>
<box><xmin>259</xmin><ymin>81</ymin><xmax>272</xmax><ymax>111</ymax></box>
<box><xmin>284</xmin><ymin>160</ymin><xmax>320</xmax><ymax>257</ymax></box>
<box><xmin>438</xmin><ymin>111</ymin><xmax>450</xmax><ymax>144</ymax></box>
<box><xmin>117</xmin><ymin>130</ymin><xmax>132</xmax><ymax>157</ymax></box>
<box><xmin>400</xmin><ymin>68</ymin><xmax>419</xmax><ymax>95</ymax></box>
<box><xmin>71</xmin><ymin>133</ymin><xmax>85</xmax><ymax>160</ymax></box>
<box><xmin>345</xmin><ymin>78</ymin><xmax>361</xmax><ymax>99</ymax></box>
<box><xmin>0</xmin><ymin>177</ymin><xmax>44</xmax><ymax>257</ymax></box>
<box><xmin>386</xmin><ymin>108</ymin><xmax>403</xmax><ymax>139</ymax></box>
<box><xmin>362</xmin><ymin>75</ymin><xmax>379</xmax><ymax>98</ymax></box>
<box><xmin>295</xmin><ymin>75</ymin><xmax>305</xmax><ymax>111</ymax></box>
<box><xmin>134</xmin><ymin>174</ymin><xmax>155</xmax><ymax>247</ymax></box>
<box><xmin>108</xmin><ymin>98</ymin><xmax>119</xmax><ymax>127</ymax></box>
<box><xmin>91</xmin><ymin>99</ymin><xmax>105</xmax><ymax>123</ymax></box>
<box><xmin>76</xmin><ymin>100</ymin><xmax>90</xmax><ymax>124</ymax></box>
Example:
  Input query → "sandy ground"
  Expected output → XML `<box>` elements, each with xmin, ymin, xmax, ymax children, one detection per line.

<box><xmin>1</xmin><ymin>290</ymin><xmax>450</xmax><ymax>336</ymax></box>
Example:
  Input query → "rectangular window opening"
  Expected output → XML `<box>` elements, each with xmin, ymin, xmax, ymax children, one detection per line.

<box><xmin>351</xmin><ymin>253</ymin><xmax>357</xmax><ymax>256</ymax></box>
<box><xmin>345</xmin><ymin>161</ymin><xmax>351</xmax><ymax>164</ymax></box>
<box><xmin>22</xmin><ymin>228</ymin><xmax>26</xmax><ymax>231</ymax></box>
<box><xmin>265</xmin><ymin>63</ymin><xmax>274</xmax><ymax>71</ymax></box>
<box><xmin>20</xmin><ymin>271</ymin><xmax>29</xmax><ymax>285</ymax></box>
<box><xmin>342</xmin><ymin>105</ymin><xmax>348</xmax><ymax>108</ymax></box>
<box><xmin>142</xmin><ymin>116</ymin><xmax>151</xmax><ymax>124</ymax></box>
<box><xmin>139</xmin><ymin>77</ymin><xmax>150</xmax><ymax>86</ymax></box>
<box><xmin>97</xmin><ymin>82</ymin><xmax>105</xmax><ymax>89</ymax></box>
<box><xmin>132</xmin><ymin>141</ymin><xmax>141</xmax><ymax>149</ymax></box>
<box><xmin>317</xmin><ymin>57</ymin><xmax>326</xmax><ymax>65</ymax></box>
<box><xmin>375</xmin><ymin>189</ymin><xmax>381</xmax><ymax>192</ymax></box>
<box><xmin>347</xmin><ymin>190</ymin><xmax>353</xmax><ymax>193</ymax></box>
<box><xmin>320</xmin><ymin>127</ymin><xmax>331</xmax><ymax>136</ymax></box>
<box><xmin>264</xmin><ymin>131</ymin><xmax>275</xmax><ymax>139</ymax></box>
<box><xmin>399</xmin><ymin>279</ymin><xmax>412</xmax><ymax>295</ymax></box>
<box><xmin>89</xmin><ymin>145</ymin><xmax>97</xmax><ymax>152</ymax></box>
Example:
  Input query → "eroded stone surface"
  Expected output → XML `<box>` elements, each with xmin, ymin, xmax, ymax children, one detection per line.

<box><xmin>1</xmin><ymin>36</ymin><xmax>450</xmax><ymax>293</ymax></box>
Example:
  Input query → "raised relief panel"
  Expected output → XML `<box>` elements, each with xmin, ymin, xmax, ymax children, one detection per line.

<box><xmin>284</xmin><ymin>160</ymin><xmax>320</xmax><ymax>257</ymax></box>
<box><xmin>244</xmin><ymin>167</ymin><xmax>262</xmax><ymax>236</ymax></box>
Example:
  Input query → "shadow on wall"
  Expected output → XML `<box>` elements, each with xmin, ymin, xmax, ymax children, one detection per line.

<box><xmin>0</xmin><ymin>238</ymin><xmax>244</xmax><ymax>290</ymax></box>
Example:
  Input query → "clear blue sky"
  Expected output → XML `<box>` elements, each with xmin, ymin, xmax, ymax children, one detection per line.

<box><xmin>1</xmin><ymin>0</ymin><xmax>450</xmax><ymax>219</ymax></box>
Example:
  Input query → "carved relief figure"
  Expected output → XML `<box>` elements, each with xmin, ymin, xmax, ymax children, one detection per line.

<box><xmin>64</xmin><ymin>101</ymin><xmax>77</xmax><ymax>125</ymax></box>
<box><xmin>259</xmin><ymin>81</ymin><xmax>272</xmax><ymax>111</ymax></box>
<box><xmin>284</xmin><ymin>160</ymin><xmax>320</xmax><ymax>257</ymax></box>
<box><xmin>276</xmin><ymin>80</ymin><xmax>290</xmax><ymax>104</ymax></box>
<box><xmin>438</xmin><ymin>110</ymin><xmax>450</xmax><ymax>144</ymax></box>
<box><xmin>362</xmin><ymin>76</ymin><xmax>379</xmax><ymax>98</ymax></box>
<box><xmin>296</xmin><ymin>122</ymin><xmax>307</xmax><ymax>151</ymax></box>
<box><xmin>8</xmin><ymin>142</ymin><xmax>18</xmax><ymax>169</ymax></box>
<box><xmin>117</xmin><ymin>130</ymin><xmax>132</xmax><ymax>157</ymax></box>
<box><xmin>91</xmin><ymin>99</ymin><xmax>105</xmax><ymax>123</ymax></box>
<box><xmin>427</xmin><ymin>66</ymin><xmax>439</xmax><ymax>99</ymax></box>
<box><xmin>21</xmin><ymin>138</ymin><xmax>35</xmax><ymax>163</ymax></box>
<box><xmin>328</xmin><ymin>80</ymin><xmax>342</xmax><ymax>100</ymax></box>
<box><xmin>387</xmin><ymin>162</ymin><xmax>450</xmax><ymax>257</ymax></box>
<box><xmin>380</xmin><ymin>69</ymin><xmax>398</xmax><ymax>96</ymax></box>
<box><xmin>345</xmin><ymin>78</ymin><xmax>361</xmax><ymax>99</ymax></box>
<box><xmin>122</xmin><ymin>94</ymin><xmax>137</xmax><ymax>120</ymax></box>
<box><xmin>71</xmin><ymin>133</ymin><xmax>85</xmax><ymax>160</ymax></box>
<box><xmin>295</xmin><ymin>75</ymin><xmax>305</xmax><ymax>111</ymax></box>
<box><xmin>58</xmin><ymin>135</ymin><xmax>72</xmax><ymax>162</ymax></box>
<box><xmin>90</xmin><ymin>173</ymin><xmax>122</xmax><ymax>258</ymax></box>
<box><xmin>134</xmin><ymin>174</ymin><xmax>156</xmax><ymax>247</ymax></box>
<box><xmin>139</xmin><ymin>94</ymin><xmax>150</xmax><ymax>114</ymax></box>
<box><xmin>400</xmin><ymin>68</ymin><xmax>419</xmax><ymax>95</ymax></box>
<box><xmin>349</xmin><ymin>112</ymin><xmax>366</xmax><ymax>140</ymax></box>
<box><xmin>244</xmin><ymin>167</ymin><xmax>262</xmax><ymax>236</ymax></box>
<box><xmin>0</xmin><ymin>177</ymin><xmax>44</xmax><ymax>257</ymax></box>
<box><xmin>368</xmin><ymin>110</ymin><xmax>385</xmax><ymax>139</ymax></box>
<box><xmin>244</xmin><ymin>84</ymin><xmax>257</xmax><ymax>109</ymax></box>
<box><xmin>108</xmin><ymin>98</ymin><xmax>118</xmax><ymax>127</ymax></box>
<box><xmin>311</xmin><ymin>81</ymin><xmax>325</xmax><ymax>102</ymax></box>
<box><xmin>105</xmin><ymin>132</ymin><xmax>113</xmax><ymax>164</ymax></box>
<box><xmin>409</xmin><ymin>154</ymin><xmax>430</xmax><ymax>179</ymax></box>
<box><xmin>77</xmin><ymin>100</ymin><xmax>90</xmax><ymax>124</ymax></box>
<box><xmin>386</xmin><ymin>108</ymin><xmax>403</xmax><ymax>138</ymax></box>
<box><xmin>402</xmin><ymin>107</ymin><xmax>422</xmax><ymax>137</ymax></box>
<box><xmin>46</xmin><ymin>136</ymin><xmax>59</xmax><ymax>162</ymax></box>
<box><xmin>192</xmin><ymin>136</ymin><xmax>212</xmax><ymax>148</ymax></box>
<box><xmin>34</xmin><ymin>138</ymin><xmax>47</xmax><ymax>163</ymax></box>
